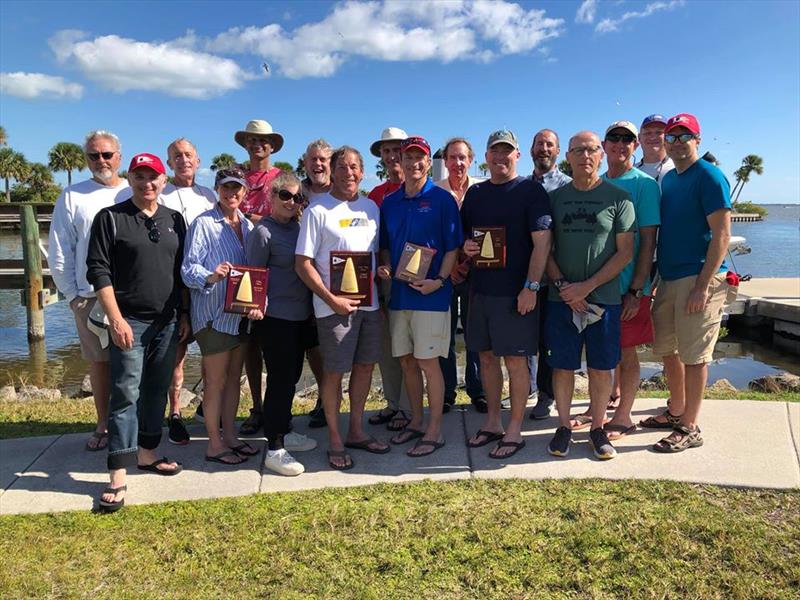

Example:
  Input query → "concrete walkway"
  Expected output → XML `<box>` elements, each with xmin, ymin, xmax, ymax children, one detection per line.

<box><xmin>1</xmin><ymin>398</ymin><xmax>798</xmax><ymax>515</ymax></box>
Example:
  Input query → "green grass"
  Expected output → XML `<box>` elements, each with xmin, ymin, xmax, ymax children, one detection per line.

<box><xmin>1</xmin><ymin>389</ymin><xmax>797</xmax><ymax>440</ymax></box>
<box><xmin>0</xmin><ymin>479</ymin><xmax>797</xmax><ymax>599</ymax></box>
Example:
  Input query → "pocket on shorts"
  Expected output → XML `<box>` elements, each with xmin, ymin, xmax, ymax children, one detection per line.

<box><xmin>724</xmin><ymin>283</ymin><xmax>739</xmax><ymax>306</ymax></box>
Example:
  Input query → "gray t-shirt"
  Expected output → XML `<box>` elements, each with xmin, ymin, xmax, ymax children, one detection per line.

<box><xmin>246</xmin><ymin>216</ymin><xmax>312</xmax><ymax>321</ymax></box>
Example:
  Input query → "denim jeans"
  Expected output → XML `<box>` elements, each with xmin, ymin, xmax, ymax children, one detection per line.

<box><xmin>107</xmin><ymin>318</ymin><xmax>179</xmax><ymax>470</ymax></box>
<box><xmin>439</xmin><ymin>281</ymin><xmax>484</xmax><ymax>403</ymax></box>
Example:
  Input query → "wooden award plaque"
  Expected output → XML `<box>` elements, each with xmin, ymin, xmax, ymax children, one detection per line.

<box><xmin>224</xmin><ymin>265</ymin><xmax>269</xmax><ymax>314</ymax></box>
<box><xmin>329</xmin><ymin>251</ymin><xmax>373</xmax><ymax>304</ymax></box>
<box><xmin>472</xmin><ymin>226</ymin><xmax>507</xmax><ymax>269</ymax></box>
<box><xmin>395</xmin><ymin>243</ymin><xmax>437</xmax><ymax>283</ymax></box>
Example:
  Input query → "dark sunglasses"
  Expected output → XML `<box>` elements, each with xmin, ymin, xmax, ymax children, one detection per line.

<box><xmin>87</xmin><ymin>151</ymin><xmax>116</xmax><ymax>161</ymax></box>
<box><xmin>144</xmin><ymin>217</ymin><xmax>160</xmax><ymax>243</ymax></box>
<box><xmin>277</xmin><ymin>189</ymin><xmax>304</xmax><ymax>203</ymax></box>
<box><xmin>665</xmin><ymin>133</ymin><xmax>697</xmax><ymax>144</ymax></box>
<box><xmin>605</xmin><ymin>133</ymin><xmax>636</xmax><ymax>144</ymax></box>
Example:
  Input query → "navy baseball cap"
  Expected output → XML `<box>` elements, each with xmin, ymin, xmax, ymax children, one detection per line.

<box><xmin>640</xmin><ymin>114</ymin><xmax>668</xmax><ymax>128</ymax></box>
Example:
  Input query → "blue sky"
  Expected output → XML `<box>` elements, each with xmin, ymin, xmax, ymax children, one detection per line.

<box><xmin>1</xmin><ymin>0</ymin><xmax>798</xmax><ymax>203</ymax></box>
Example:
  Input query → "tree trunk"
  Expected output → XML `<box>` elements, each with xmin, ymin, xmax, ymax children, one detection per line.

<box><xmin>3</xmin><ymin>177</ymin><xmax>8</xmax><ymax>202</ymax></box>
<box><xmin>730</xmin><ymin>180</ymin><xmax>741</xmax><ymax>200</ymax></box>
<box><xmin>67</xmin><ymin>170</ymin><xmax>72</xmax><ymax>188</ymax></box>
<box><xmin>734</xmin><ymin>182</ymin><xmax>746</xmax><ymax>203</ymax></box>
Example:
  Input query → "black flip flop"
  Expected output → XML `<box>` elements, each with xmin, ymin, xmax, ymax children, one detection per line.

<box><xmin>489</xmin><ymin>439</ymin><xmax>526</xmax><ymax>459</ymax></box>
<box><xmin>137</xmin><ymin>457</ymin><xmax>183</xmax><ymax>476</ymax></box>
<box><xmin>368</xmin><ymin>409</ymin><xmax>397</xmax><ymax>426</ymax></box>
<box><xmin>98</xmin><ymin>485</ymin><xmax>126</xmax><ymax>513</ymax></box>
<box><xmin>387</xmin><ymin>410</ymin><xmax>411</xmax><ymax>432</ymax></box>
<box><xmin>344</xmin><ymin>436</ymin><xmax>391</xmax><ymax>454</ymax></box>
<box><xmin>407</xmin><ymin>439</ymin><xmax>445</xmax><ymax>457</ymax></box>
<box><xmin>230</xmin><ymin>441</ymin><xmax>260</xmax><ymax>456</ymax></box>
<box><xmin>603</xmin><ymin>423</ymin><xmax>636</xmax><ymax>440</ymax></box>
<box><xmin>466</xmin><ymin>429</ymin><xmax>504</xmax><ymax>448</ymax></box>
<box><xmin>327</xmin><ymin>449</ymin><xmax>354</xmax><ymax>471</ymax></box>
<box><xmin>206</xmin><ymin>450</ymin><xmax>247</xmax><ymax>465</ymax></box>
<box><xmin>390</xmin><ymin>428</ymin><xmax>425</xmax><ymax>445</ymax></box>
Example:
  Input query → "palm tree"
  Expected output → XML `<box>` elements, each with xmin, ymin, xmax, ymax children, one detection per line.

<box><xmin>558</xmin><ymin>159</ymin><xmax>573</xmax><ymax>177</ymax></box>
<box><xmin>0</xmin><ymin>148</ymin><xmax>29</xmax><ymax>202</ymax></box>
<box><xmin>210</xmin><ymin>153</ymin><xmax>236</xmax><ymax>172</ymax></box>
<box><xmin>24</xmin><ymin>163</ymin><xmax>56</xmax><ymax>201</ymax></box>
<box><xmin>48</xmin><ymin>142</ymin><xmax>86</xmax><ymax>188</ymax></box>
<box><xmin>295</xmin><ymin>157</ymin><xmax>306</xmax><ymax>179</ymax></box>
<box><xmin>478</xmin><ymin>162</ymin><xmax>489</xmax><ymax>177</ymax></box>
<box><xmin>0</xmin><ymin>126</ymin><xmax>7</xmax><ymax>147</ymax></box>
<box><xmin>731</xmin><ymin>154</ymin><xmax>764</xmax><ymax>203</ymax></box>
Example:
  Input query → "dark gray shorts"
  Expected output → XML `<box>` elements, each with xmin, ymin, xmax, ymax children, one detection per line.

<box><xmin>316</xmin><ymin>309</ymin><xmax>383</xmax><ymax>373</ymax></box>
<box><xmin>466</xmin><ymin>293</ymin><xmax>539</xmax><ymax>357</ymax></box>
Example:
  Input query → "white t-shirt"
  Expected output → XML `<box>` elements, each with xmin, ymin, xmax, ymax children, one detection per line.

<box><xmin>159</xmin><ymin>183</ymin><xmax>216</xmax><ymax>226</ymax></box>
<box><xmin>295</xmin><ymin>192</ymin><xmax>379</xmax><ymax>318</ymax></box>
<box><xmin>48</xmin><ymin>178</ymin><xmax>131</xmax><ymax>301</ymax></box>
<box><xmin>637</xmin><ymin>157</ymin><xmax>675</xmax><ymax>187</ymax></box>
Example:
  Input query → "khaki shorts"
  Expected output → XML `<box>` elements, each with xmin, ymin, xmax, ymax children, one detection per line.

<box><xmin>70</xmin><ymin>296</ymin><xmax>109</xmax><ymax>362</ymax></box>
<box><xmin>652</xmin><ymin>273</ymin><xmax>737</xmax><ymax>365</ymax></box>
<box><xmin>389</xmin><ymin>309</ymin><xmax>450</xmax><ymax>360</ymax></box>
<box><xmin>194</xmin><ymin>324</ymin><xmax>248</xmax><ymax>356</ymax></box>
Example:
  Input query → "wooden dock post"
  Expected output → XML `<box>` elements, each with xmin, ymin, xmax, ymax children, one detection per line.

<box><xmin>20</xmin><ymin>205</ymin><xmax>45</xmax><ymax>341</ymax></box>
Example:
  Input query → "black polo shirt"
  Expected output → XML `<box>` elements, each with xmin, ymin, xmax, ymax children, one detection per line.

<box><xmin>87</xmin><ymin>199</ymin><xmax>186</xmax><ymax>322</ymax></box>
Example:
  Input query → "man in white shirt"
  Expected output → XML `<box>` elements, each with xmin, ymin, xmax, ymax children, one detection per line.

<box><xmin>635</xmin><ymin>114</ymin><xmax>675</xmax><ymax>186</ymax></box>
<box><xmin>295</xmin><ymin>146</ymin><xmax>389</xmax><ymax>470</ymax></box>
<box><xmin>48</xmin><ymin>130</ymin><xmax>131</xmax><ymax>451</ymax></box>
<box><xmin>159</xmin><ymin>138</ymin><xmax>216</xmax><ymax>445</ymax></box>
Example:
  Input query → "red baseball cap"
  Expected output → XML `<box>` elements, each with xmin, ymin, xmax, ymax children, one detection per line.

<box><xmin>664</xmin><ymin>113</ymin><xmax>701</xmax><ymax>135</ymax></box>
<box><xmin>401</xmin><ymin>136</ymin><xmax>431</xmax><ymax>156</ymax></box>
<box><xmin>128</xmin><ymin>153</ymin><xmax>166</xmax><ymax>175</ymax></box>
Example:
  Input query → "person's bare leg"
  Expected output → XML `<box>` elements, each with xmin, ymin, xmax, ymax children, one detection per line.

<box><xmin>417</xmin><ymin>357</ymin><xmax>444</xmax><ymax>443</ymax></box>
<box><xmin>322</xmin><ymin>371</ymin><xmax>347</xmax><ymax>465</ymax></box>
<box><xmin>346</xmin><ymin>362</ymin><xmax>377</xmax><ymax>442</ymax></box>
<box><xmin>201</xmin><ymin>351</ymin><xmax>235</xmax><ymax>459</ymax></box>
<box><xmin>221</xmin><ymin>345</ymin><xmax>246</xmax><ymax>448</ymax></box>
<box><xmin>398</xmin><ymin>354</ymin><xmax>424</xmax><ymax>431</ymax></box>
<box><xmin>610</xmin><ymin>364</ymin><xmax>621</xmax><ymax>402</ymax></box>
<box><xmin>307</xmin><ymin>346</ymin><xmax>324</xmax><ymax>414</ymax></box>
<box><xmin>682</xmin><ymin>362</ymin><xmax>707</xmax><ymax>429</ymax></box>
<box><xmin>662</xmin><ymin>352</ymin><xmax>686</xmax><ymax>417</ymax></box>
<box><xmin>468</xmin><ymin>351</ymin><xmax>504</xmax><ymax>444</ymax></box>
<box><xmin>101</xmin><ymin>467</ymin><xmax>127</xmax><ymax>505</ymax></box>
<box><xmin>587</xmin><ymin>368</ymin><xmax>612</xmax><ymax>429</ymax></box>
<box><xmin>491</xmin><ymin>356</ymin><xmax>528</xmax><ymax>457</ymax></box>
<box><xmin>244</xmin><ymin>341</ymin><xmax>263</xmax><ymax>413</ymax></box>
<box><xmin>168</xmin><ymin>341</ymin><xmax>188</xmax><ymax>415</ymax></box>
<box><xmin>553</xmin><ymin>368</ymin><xmax>575</xmax><ymax>430</ymax></box>
<box><xmin>89</xmin><ymin>360</ymin><xmax>110</xmax><ymax>447</ymax></box>
<box><xmin>608</xmin><ymin>347</ymin><xmax>638</xmax><ymax>429</ymax></box>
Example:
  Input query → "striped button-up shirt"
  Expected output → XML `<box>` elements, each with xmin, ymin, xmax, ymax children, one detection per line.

<box><xmin>181</xmin><ymin>204</ymin><xmax>254</xmax><ymax>335</ymax></box>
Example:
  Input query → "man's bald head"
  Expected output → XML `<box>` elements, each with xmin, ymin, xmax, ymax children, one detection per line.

<box><xmin>568</xmin><ymin>131</ymin><xmax>602</xmax><ymax>150</ymax></box>
<box><xmin>566</xmin><ymin>131</ymin><xmax>604</xmax><ymax>180</ymax></box>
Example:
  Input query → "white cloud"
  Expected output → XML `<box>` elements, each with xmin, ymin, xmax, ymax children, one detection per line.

<box><xmin>0</xmin><ymin>71</ymin><xmax>83</xmax><ymax>100</ymax></box>
<box><xmin>596</xmin><ymin>0</ymin><xmax>684</xmax><ymax>33</ymax></box>
<box><xmin>576</xmin><ymin>0</ymin><xmax>598</xmax><ymax>24</ymax></box>
<box><xmin>206</xmin><ymin>0</ymin><xmax>564</xmax><ymax>79</ymax></box>
<box><xmin>48</xmin><ymin>31</ymin><xmax>255</xmax><ymax>99</ymax></box>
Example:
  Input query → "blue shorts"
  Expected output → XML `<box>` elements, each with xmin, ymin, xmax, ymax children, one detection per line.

<box><xmin>544</xmin><ymin>301</ymin><xmax>621</xmax><ymax>371</ymax></box>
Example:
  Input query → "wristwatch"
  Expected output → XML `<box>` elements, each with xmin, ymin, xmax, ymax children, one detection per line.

<box><xmin>435</xmin><ymin>275</ymin><xmax>447</xmax><ymax>288</ymax></box>
<box><xmin>628</xmin><ymin>288</ymin><xmax>644</xmax><ymax>299</ymax></box>
<box><xmin>523</xmin><ymin>279</ymin><xmax>541</xmax><ymax>292</ymax></box>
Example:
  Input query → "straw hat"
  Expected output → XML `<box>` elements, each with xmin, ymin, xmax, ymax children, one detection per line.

<box><xmin>234</xmin><ymin>120</ymin><xmax>284</xmax><ymax>153</ymax></box>
<box><xmin>370</xmin><ymin>127</ymin><xmax>408</xmax><ymax>157</ymax></box>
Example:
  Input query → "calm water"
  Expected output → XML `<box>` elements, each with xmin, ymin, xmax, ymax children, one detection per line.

<box><xmin>1</xmin><ymin>204</ymin><xmax>798</xmax><ymax>391</ymax></box>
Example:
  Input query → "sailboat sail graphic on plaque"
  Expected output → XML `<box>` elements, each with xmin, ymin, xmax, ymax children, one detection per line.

<box><xmin>329</xmin><ymin>251</ymin><xmax>373</xmax><ymax>303</ymax></box>
<box><xmin>472</xmin><ymin>226</ymin><xmax>506</xmax><ymax>268</ymax></box>
<box><xmin>224</xmin><ymin>265</ymin><xmax>269</xmax><ymax>314</ymax></box>
<box><xmin>395</xmin><ymin>242</ymin><xmax>436</xmax><ymax>283</ymax></box>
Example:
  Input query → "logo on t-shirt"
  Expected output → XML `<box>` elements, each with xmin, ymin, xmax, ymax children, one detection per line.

<box><xmin>562</xmin><ymin>208</ymin><xmax>598</xmax><ymax>226</ymax></box>
<box><xmin>339</xmin><ymin>218</ymin><xmax>368</xmax><ymax>227</ymax></box>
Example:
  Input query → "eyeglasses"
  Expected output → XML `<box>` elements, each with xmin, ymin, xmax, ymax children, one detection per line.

<box><xmin>605</xmin><ymin>134</ymin><xmax>636</xmax><ymax>144</ymax></box>
<box><xmin>144</xmin><ymin>217</ymin><xmax>160</xmax><ymax>243</ymax></box>
<box><xmin>568</xmin><ymin>145</ymin><xmax>602</xmax><ymax>156</ymax></box>
<box><xmin>664</xmin><ymin>133</ymin><xmax>698</xmax><ymax>144</ymax></box>
<box><xmin>87</xmin><ymin>151</ymin><xmax>116</xmax><ymax>161</ymax></box>
<box><xmin>277</xmin><ymin>189</ymin><xmax>304</xmax><ymax>203</ymax></box>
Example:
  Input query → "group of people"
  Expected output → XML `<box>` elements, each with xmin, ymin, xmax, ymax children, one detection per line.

<box><xmin>48</xmin><ymin>111</ymin><xmax>733</xmax><ymax>512</ymax></box>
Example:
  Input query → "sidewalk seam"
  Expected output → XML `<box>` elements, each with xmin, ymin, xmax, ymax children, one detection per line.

<box><xmin>785</xmin><ymin>402</ymin><xmax>800</xmax><ymax>480</ymax></box>
<box><xmin>0</xmin><ymin>434</ymin><xmax>62</xmax><ymax>497</ymax></box>
<box><xmin>459</xmin><ymin>408</ymin><xmax>475</xmax><ymax>478</ymax></box>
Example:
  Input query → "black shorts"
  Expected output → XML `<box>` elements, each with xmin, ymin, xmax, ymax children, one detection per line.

<box><xmin>466</xmin><ymin>293</ymin><xmax>539</xmax><ymax>357</ymax></box>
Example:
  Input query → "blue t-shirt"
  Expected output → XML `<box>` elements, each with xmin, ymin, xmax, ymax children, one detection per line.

<box><xmin>658</xmin><ymin>159</ymin><xmax>731</xmax><ymax>281</ymax></box>
<box><xmin>460</xmin><ymin>176</ymin><xmax>552</xmax><ymax>297</ymax></box>
<box><xmin>602</xmin><ymin>167</ymin><xmax>661</xmax><ymax>296</ymax></box>
<box><xmin>380</xmin><ymin>178</ymin><xmax>463</xmax><ymax>311</ymax></box>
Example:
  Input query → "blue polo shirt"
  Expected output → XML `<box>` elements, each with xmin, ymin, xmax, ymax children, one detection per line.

<box><xmin>380</xmin><ymin>178</ymin><xmax>463</xmax><ymax>311</ymax></box>
<box><xmin>658</xmin><ymin>159</ymin><xmax>731</xmax><ymax>281</ymax></box>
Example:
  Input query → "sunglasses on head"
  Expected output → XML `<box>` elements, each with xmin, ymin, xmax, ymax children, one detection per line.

<box><xmin>605</xmin><ymin>133</ymin><xmax>636</xmax><ymax>144</ymax></box>
<box><xmin>144</xmin><ymin>217</ymin><xmax>160</xmax><ymax>243</ymax></box>
<box><xmin>665</xmin><ymin>133</ymin><xmax>698</xmax><ymax>144</ymax></box>
<box><xmin>277</xmin><ymin>189</ymin><xmax>303</xmax><ymax>203</ymax></box>
<box><xmin>87</xmin><ymin>151</ymin><xmax>116</xmax><ymax>161</ymax></box>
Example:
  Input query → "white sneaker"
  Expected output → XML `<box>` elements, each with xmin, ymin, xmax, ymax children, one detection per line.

<box><xmin>283</xmin><ymin>431</ymin><xmax>317</xmax><ymax>452</ymax></box>
<box><xmin>264</xmin><ymin>449</ymin><xmax>304</xmax><ymax>476</ymax></box>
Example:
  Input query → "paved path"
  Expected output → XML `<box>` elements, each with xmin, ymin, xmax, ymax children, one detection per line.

<box><xmin>2</xmin><ymin>398</ymin><xmax>798</xmax><ymax>515</ymax></box>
